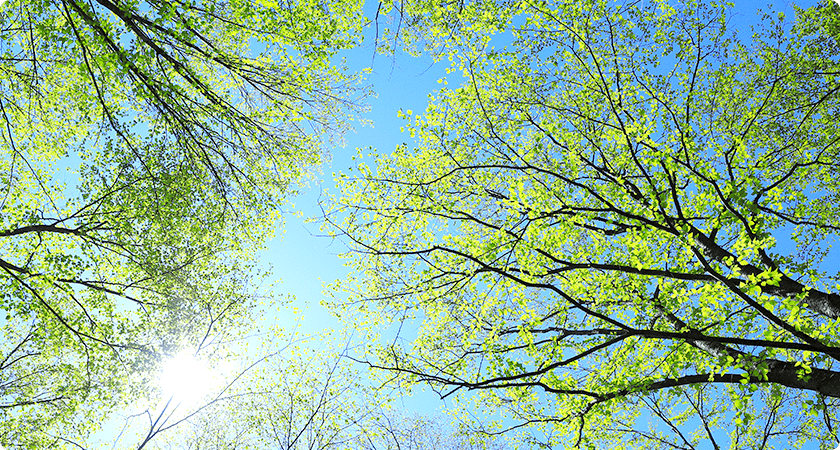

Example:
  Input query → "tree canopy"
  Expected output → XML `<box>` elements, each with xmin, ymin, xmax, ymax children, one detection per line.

<box><xmin>0</xmin><ymin>0</ymin><xmax>364</xmax><ymax>445</ymax></box>
<box><xmin>125</xmin><ymin>332</ymin><xmax>509</xmax><ymax>450</ymax></box>
<box><xmin>330</xmin><ymin>0</ymin><xmax>840</xmax><ymax>448</ymax></box>
<box><xmin>4</xmin><ymin>0</ymin><xmax>840</xmax><ymax>448</ymax></box>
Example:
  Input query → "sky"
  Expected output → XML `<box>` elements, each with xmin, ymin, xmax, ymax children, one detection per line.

<box><xmin>253</xmin><ymin>31</ymin><xmax>455</xmax><ymax>415</ymax></box>
<box><xmin>261</xmin><ymin>38</ymin><xmax>448</xmax><ymax>339</ymax></box>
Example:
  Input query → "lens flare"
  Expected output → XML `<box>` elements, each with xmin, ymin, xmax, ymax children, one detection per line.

<box><xmin>158</xmin><ymin>352</ymin><xmax>218</xmax><ymax>405</ymax></box>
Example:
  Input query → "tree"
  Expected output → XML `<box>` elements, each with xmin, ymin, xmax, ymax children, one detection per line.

<box><xmin>0</xmin><ymin>0</ymin><xmax>365</xmax><ymax>446</ymax></box>
<box><xmin>102</xmin><ymin>330</ymin><xmax>374</xmax><ymax>450</ymax></box>
<box><xmin>329</xmin><ymin>0</ymin><xmax>840</xmax><ymax>448</ymax></box>
<box><xmin>351</xmin><ymin>410</ymin><xmax>511</xmax><ymax>450</ymax></box>
<box><xmin>109</xmin><ymin>327</ymin><xmax>509</xmax><ymax>450</ymax></box>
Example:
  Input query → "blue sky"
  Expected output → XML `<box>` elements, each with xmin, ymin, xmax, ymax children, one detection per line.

<box><xmin>255</xmin><ymin>10</ymin><xmax>460</xmax><ymax>419</ymax></box>
<box><xmin>261</xmin><ymin>41</ymin><xmax>449</xmax><ymax>337</ymax></box>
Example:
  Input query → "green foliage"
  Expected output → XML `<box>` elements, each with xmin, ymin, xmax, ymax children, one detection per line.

<box><xmin>0</xmin><ymin>0</ymin><xmax>364</xmax><ymax>446</ymax></box>
<box><xmin>119</xmin><ymin>326</ymin><xmax>510</xmax><ymax>450</ymax></box>
<box><xmin>331</xmin><ymin>1</ymin><xmax>840</xmax><ymax>448</ymax></box>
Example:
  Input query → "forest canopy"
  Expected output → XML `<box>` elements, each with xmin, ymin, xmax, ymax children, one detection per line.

<box><xmin>1</xmin><ymin>0</ymin><xmax>840</xmax><ymax>449</ymax></box>
<box><xmin>0</xmin><ymin>0</ymin><xmax>363</xmax><ymax>445</ymax></box>
<box><xmin>329</xmin><ymin>0</ymin><xmax>840</xmax><ymax>448</ymax></box>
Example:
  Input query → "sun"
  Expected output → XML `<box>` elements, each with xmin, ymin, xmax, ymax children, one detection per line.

<box><xmin>158</xmin><ymin>351</ymin><xmax>219</xmax><ymax>405</ymax></box>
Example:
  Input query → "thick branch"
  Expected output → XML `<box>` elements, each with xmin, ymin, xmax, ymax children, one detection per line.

<box><xmin>692</xmin><ymin>227</ymin><xmax>840</xmax><ymax>319</ymax></box>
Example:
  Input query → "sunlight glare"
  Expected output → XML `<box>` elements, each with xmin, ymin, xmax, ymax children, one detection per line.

<box><xmin>158</xmin><ymin>352</ymin><xmax>219</xmax><ymax>405</ymax></box>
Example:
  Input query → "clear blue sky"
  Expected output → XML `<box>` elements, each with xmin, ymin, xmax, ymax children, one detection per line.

<box><xmin>262</xmin><ymin>38</ymin><xmax>450</xmax><ymax>338</ymax></box>
<box><xmin>256</xmin><ymin>5</ymin><xmax>458</xmax><ymax>417</ymax></box>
